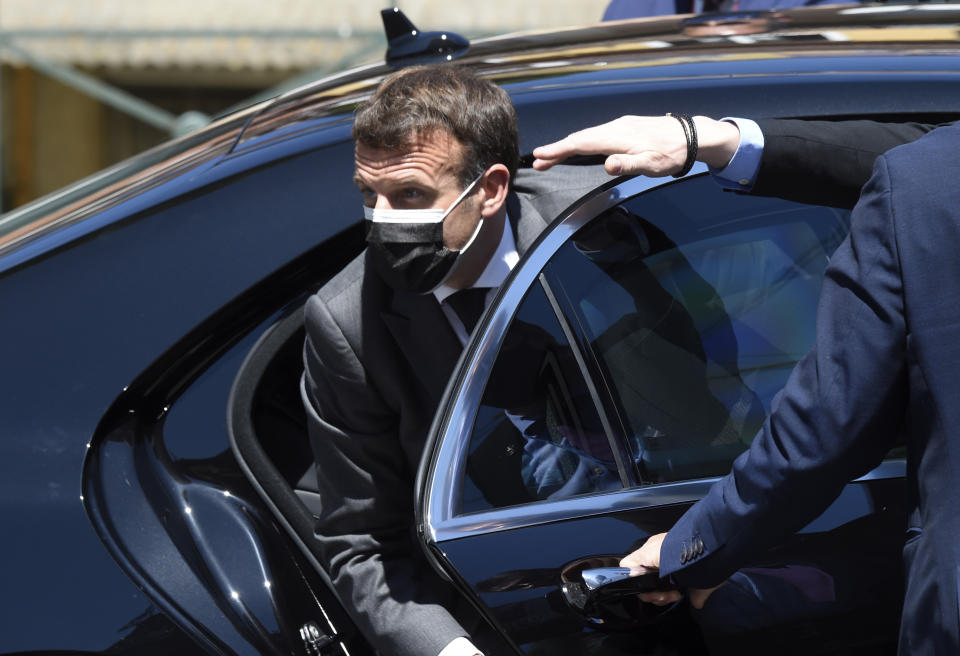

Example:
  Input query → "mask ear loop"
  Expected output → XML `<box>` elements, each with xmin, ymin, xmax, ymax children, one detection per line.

<box><xmin>458</xmin><ymin>215</ymin><xmax>485</xmax><ymax>253</ymax></box>
<box><xmin>434</xmin><ymin>171</ymin><xmax>490</xmax><ymax>288</ymax></box>
<box><xmin>444</xmin><ymin>172</ymin><xmax>485</xmax><ymax>253</ymax></box>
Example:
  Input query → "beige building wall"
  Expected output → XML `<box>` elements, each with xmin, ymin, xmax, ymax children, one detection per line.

<box><xmin>0</xmin><ymin>1</ymin><xmax>612</xmax><ymax>71</ymax></box>
<box><xmin>33</xmin><ymin>73</ymin><xmax>105</xmax><ymax>198</ymax></box>
<box><xmin>1</xmin><ymin>68</ymin><xmax>16</xmax><ymax>210</ymax></box>
<box><xmin>395</xmin><ymin>0</ymin><xmax>609</xmax><ymax>33</ymax></box>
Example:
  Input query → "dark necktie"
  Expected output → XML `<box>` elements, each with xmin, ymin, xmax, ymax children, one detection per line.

<box><xmin>446</xmin><ymin>287</ymin><xmax>489</xmax><ymax>335</ymax></box>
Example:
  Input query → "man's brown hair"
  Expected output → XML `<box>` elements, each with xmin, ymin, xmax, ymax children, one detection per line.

<box><xmin>353</xmin><ymin>65</ymin><xmax>519</xmax><ymax>185</ymax></box>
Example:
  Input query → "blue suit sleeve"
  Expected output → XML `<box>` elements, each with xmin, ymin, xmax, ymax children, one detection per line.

<box><xmin>661</xmin><ymin>155</ymin><xmax>908</xmax><ymax>587</ymax></box>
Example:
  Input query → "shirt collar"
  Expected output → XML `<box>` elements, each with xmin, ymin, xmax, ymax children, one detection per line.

<box><xmin>433</xmin><ymin>212</ymin><xmax>519</xmax><ymax>304</ymax></box>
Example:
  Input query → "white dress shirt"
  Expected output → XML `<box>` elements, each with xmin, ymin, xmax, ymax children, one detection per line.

<box><xmin>434</xmin><ymin>213</ymin><xmax>519</xmax><ymax>345</ymax></box>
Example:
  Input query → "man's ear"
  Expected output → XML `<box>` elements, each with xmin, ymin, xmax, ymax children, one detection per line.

<box><xmin>479</xmin><ymin>164</ymin><xmax>511</xmax><ymax>218</ymax></box>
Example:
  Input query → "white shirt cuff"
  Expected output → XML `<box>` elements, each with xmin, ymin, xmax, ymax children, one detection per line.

<box><xmin>709</xmin><ymin>117</ymin><xmax>764</xmax><ymax>191</ymax></box>
<box><xmin>438</xmin><ymin>636</ymin><xmax>482</xmax><ymax>656</ymax></box>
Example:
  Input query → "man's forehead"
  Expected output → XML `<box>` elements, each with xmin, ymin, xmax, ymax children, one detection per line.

<box><xmin>354</xmin><ymin>131</ymin><xmax>463</xmax><ymax>177</ymax></box>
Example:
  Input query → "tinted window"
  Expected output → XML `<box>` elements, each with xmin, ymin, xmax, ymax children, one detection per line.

<box><xmin>546</xmin><ymin>176</ymin><xmax>850</xmax><ymax>484</ymax></box>
<box><xmin>460</xmin><ymin>281</ymin><xmax>622</xmax><ymax>514</ymax></box>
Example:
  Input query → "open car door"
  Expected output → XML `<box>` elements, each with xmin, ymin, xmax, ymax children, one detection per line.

<box><xmin>417</xmin><ymin>171</ymin><xmax>906</xmax><ymax>655</ymax></box>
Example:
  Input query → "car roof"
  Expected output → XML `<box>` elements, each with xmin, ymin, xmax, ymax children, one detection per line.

<box><xmin>2</xmin><ymin>3</ymin><xmax>960</xmax><ymax>264</ymax></box>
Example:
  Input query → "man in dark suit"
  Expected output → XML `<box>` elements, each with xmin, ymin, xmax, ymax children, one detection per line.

<box><xmin>534</xmin><ymin>115</ymin><xmax>959</xmax><ymax>653</ymax></box>
<box><xmin>300</xmin><ymin>65</ymin><xmax>608</xmax><ymax>656</ymax></box>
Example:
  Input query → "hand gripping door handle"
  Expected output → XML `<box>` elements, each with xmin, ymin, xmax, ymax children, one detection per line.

<box><xmin>582</xmin><ymin>566</ymin><xmax>678</xmax><ymax>594</ymax></box>
<box><xmin>562</xmin><ymin>565</ymin><xmax>681</xmax><ymax>627</ymax></box>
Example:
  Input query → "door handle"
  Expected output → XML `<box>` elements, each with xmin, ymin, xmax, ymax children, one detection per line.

<box><xmin>583</xmin><ymin>566</ymin><xmax>642</xmax><ymax>590</ymax></box>
<box><xmin>580</xmin><ymin>566</ymin><xmax>678</xmax><ymax>597</ymax></box>
<box><xmin>561</xmin><ymin>559</ymin><xmax>681</xmax><ymax>628</ymax></box>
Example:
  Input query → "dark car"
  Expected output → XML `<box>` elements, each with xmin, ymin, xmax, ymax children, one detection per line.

<box><xmin>2</xmin><ymin>5</ymin><xmax>959</xmax><ymax>654</ymax></box>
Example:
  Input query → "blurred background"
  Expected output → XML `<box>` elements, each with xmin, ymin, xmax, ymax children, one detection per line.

<box><xmin>0</xmin><ymin>0</ymin><xmax>610</xmax><ymax>212</ymax></box>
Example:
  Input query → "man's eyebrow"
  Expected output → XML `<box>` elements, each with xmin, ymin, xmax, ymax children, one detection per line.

<box><xmin>354</xmin><ymin>170</ymin><xmax>431</xmax><ymax>188</ymax></box>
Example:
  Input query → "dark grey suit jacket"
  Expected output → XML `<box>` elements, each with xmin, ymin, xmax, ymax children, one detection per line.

<box><xmin>752</xmin><ymin>118</ymin><xmax>941</xmax><ymax>208</ymax></box>
<box><xmin>662</xmin><ymin>122</ymin><xmax>960</xmax><ymax>653</ymax></box>
<box><xmin>300</xmin><ymin>164</ymin><xmax>610</xmax><ymax>656</ymax></box>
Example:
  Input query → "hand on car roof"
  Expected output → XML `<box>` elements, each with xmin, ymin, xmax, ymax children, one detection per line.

<box><xmin>532</xmin><ymin>115</ymin><xmax>740</xmax><ymax>176</ymax></box>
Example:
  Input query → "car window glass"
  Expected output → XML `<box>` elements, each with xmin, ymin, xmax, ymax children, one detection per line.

<box><xmin>545</xmin><ymin>176</ymin><xmax>850</xmax><ymax>485</ymax></box>
<box><xmin>460</xmin><ymin>281</ymin><xmax>623</xmax><ymax>514</ymax></box>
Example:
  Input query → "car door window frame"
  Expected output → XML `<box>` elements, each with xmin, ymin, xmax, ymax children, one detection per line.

<box><xmin>419</xmin><ymin>168</ymin><xmax>707</xmax><ymax>542</ymax></box>
<box><xmin>418</xmin><ymin>166</ymin><xmax>907</xmax><ymax>547</ymax></box>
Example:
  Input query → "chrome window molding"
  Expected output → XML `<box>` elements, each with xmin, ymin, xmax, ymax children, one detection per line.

<box><xmin>429</xmin><ymin>458</ymin><xmax>906</xmax><ymax>544</ymax></box>
<box><xmin>539</xmin><ymin>273</ymin><xmax>633</xmax><ymax>488</ymax></box>
<box><xmin>433</xmin><ymin>478</ymin><xmax>720</xmax><ymax>543</ymax></box>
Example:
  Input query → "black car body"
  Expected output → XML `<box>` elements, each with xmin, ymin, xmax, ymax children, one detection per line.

<box><xmin>1</xmin><ymin>5</ymin><xmax>959</xmax><ymax>654</ymax></box>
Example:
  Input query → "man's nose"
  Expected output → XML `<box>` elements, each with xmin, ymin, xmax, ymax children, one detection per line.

<box><xmin>374</xmin><ymin>196</ymin><xmax>393</xmax><ymax>211</ymax></box>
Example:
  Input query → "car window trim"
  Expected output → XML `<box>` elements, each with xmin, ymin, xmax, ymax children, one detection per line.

<box><xmin>430</xmin><ymin>459</ymin><xmax>906</xmax><ymax>543</ymax></box>
<box><xmin>538</xmin><ymin>272</ymin><xmax>635</xmax><ymax>489</ymax></box>
<box><xmin>540</xmin><ymin>265</ymin><xmax>643</xmax><ymax>487</ymax></box>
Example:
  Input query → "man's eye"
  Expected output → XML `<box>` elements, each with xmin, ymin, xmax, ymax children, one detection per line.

<box><xmin>360</xmin><ymin>189</ymin><xmax>376</xmax><ymax>204</ymax></box>
<box><xmin>401</xmin><ymin>188</ymin><xmax>423</xmax><ymax>200</ymax></box>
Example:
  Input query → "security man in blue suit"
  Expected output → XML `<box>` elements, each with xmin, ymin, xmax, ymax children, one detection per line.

<box><xmin>534</xmin><ymin>115</ymin><xmax>960</xmax><ymax>653</ymax></box>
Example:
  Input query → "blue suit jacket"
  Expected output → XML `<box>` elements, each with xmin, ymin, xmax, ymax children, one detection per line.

<box><xmin>602</xmin><ymin>0</ymin><xmax>855</xmax><ymax>21</ymax></box>
<box><xmin>661</xmin><ymin>124</ymin><xmax>960</xmax><ymax>653</ymax></box>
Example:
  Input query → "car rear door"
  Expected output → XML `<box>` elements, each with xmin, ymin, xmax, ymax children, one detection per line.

<box><xmin>418</xmin><ymin>170</ymin><xmax>905</xmax><ymax>655</ymax></box>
